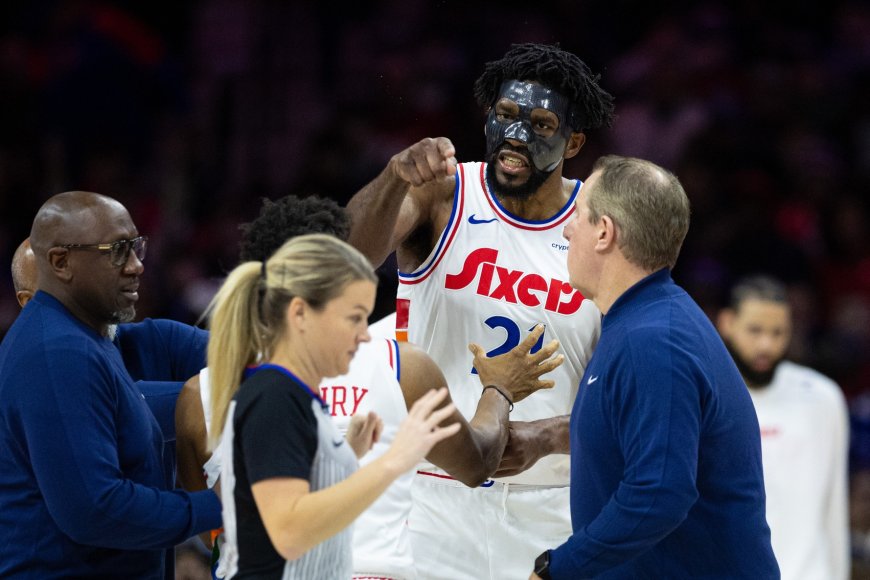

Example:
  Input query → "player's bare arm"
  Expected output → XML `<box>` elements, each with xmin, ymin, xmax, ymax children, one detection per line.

<box><xmin>398</xmin><ymin>333</ymin><xmax>562</xmax><ymax>486</ymax></box>
<box><xmin>346</xmin><ymin>137</ymin><xmax>457</xmax><ymax>270</ymax></box>
<box><xmin>493</xmin><ymin>416</ymin><xmax>571</xmax><ymax>478</ymax></box>
<box><xmin>174</xmin><ymin>373</ymin><xmax>215</xmax><ymax>548</ymax></box>
<box><xmin>175</xmin><ymin>374</ymin><xmax>209</xmax><ymax>493</ymax></box>
<box><xmin>397</xmin><ymin>342</ymin><xmax>503</xmax><ymax>486</ymax></box>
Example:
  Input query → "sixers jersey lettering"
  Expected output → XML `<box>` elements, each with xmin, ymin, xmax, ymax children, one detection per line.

<box><xmin>397</xmin><ymin>162</ymin><xmax>601</xmax><ymax>486</ymax></box>
<box><xmin>443</xmin><ymin>247</ymin><xmax>583</xmax><ymax>314</ymax></box>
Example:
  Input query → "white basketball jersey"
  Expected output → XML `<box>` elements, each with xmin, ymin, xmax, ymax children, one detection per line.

<box><xmin>368</xmin><ymin>311</ymin><xmax>398</xmax><ymax>340</ymax></box>
<box><xmin>749</xmin><ymin>361</ymin><xmax>849</xmax><ymax>580</ymax></box>
<box><xmin>326</xmin><ymin>338</ymin><xmax>416</xmax><ymax>580</ymax></box>
<box><xmin>397</xmin><ymin>162</ymin><xmax>600</xmax><ymax>485</ymax></box>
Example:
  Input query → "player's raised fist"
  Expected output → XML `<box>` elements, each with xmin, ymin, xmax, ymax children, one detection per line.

<box><xmin>390</xmin><ymin>137</ymin><xmax>457</xmax><ymax>187</ymax></box>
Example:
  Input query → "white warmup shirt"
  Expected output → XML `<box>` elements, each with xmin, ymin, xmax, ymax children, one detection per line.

<box><xmin>750</xmin><ymin>360</ymin><xmax>850</xmax><ymax>580</ymax></box>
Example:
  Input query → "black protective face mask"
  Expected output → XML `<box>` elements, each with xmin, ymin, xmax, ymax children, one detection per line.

<box><xmin>484</xmin><ymin>80</ymin><xmax>574</xmax><ymax>172</ymax></box>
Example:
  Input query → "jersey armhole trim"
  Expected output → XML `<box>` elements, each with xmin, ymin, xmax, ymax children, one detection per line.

<box><xmin>387</xmin><ymin>339</ymin><xmax>401</xmax><ymax>382</ymax></box>
<box><xmin>398</xmin><ymin>164</ymin><xmax>466</xmax><ymax>285</ymax></box>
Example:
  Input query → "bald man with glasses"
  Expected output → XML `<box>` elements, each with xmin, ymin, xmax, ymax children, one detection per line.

<box><xmin>0</xmin><ymin>191</ymin><xmax>221</xmax><ymax>579</ymax></box>
<box><xmin>11</xmin><ymin>233</ymin><xmax>213</xmax><ymax>580</ymax></box>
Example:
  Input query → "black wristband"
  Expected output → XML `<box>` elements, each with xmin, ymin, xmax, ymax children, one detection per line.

<box><xmin>483</xmin><ymin>384</ymin><xmax>513</xmax><ymax>411</ymax></box>
<box><xmin>534</xmin><ymin>549</ymin><xmax>552</xmax><ymax>580</ymax></box>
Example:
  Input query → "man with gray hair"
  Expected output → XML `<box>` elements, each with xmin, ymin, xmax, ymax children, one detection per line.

<box><xmin>531</xmin><ymin>156</ymin><xmax>779</xmax><ymax>579</ymax></box>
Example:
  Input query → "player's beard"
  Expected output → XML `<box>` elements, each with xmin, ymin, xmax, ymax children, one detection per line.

<box><xmin>485</xmin><ymin>144</ymin><xmax>552</xmax><ymax>201</ymax></box>
<box><xmin>724</xmin><ymin>340</ymin><xmax>783</xmax><ymax>388</ymax></box>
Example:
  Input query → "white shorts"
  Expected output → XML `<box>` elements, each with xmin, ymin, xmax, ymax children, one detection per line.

<box><xmin>409</xmin><ymin>472</ymin><xmax>571</xmax><ymax>580</ymax></box>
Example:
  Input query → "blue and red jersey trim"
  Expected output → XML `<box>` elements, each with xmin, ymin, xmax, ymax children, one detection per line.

<box><xmin>385</xmin><ymin>339</ymin><xmax>401</xmax><ymax>382</ymax></box>
<box><xmin>480</xmin><ymin>163</ymin><xmax>579</xmax><ymax>230</ymax></box>
<box><xmin>397</xmin><ymin>164</ymin><xmax>465</xmax><ymax>285</ymax></box>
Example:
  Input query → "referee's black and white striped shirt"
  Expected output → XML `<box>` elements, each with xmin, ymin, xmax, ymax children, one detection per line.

<box><xmin>219</xmin><ymin>364</ymin><xmax>358</xmax><ymax>579</ymax></box>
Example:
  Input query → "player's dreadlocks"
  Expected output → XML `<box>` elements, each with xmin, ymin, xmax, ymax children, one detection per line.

<box><xmin>473</xmin><ymin>43</ymin><xmax>615</xmax><ymax>132</ymax></box>
<box><xmin>238</xmin><ymin>195</ymin><xmax>351</xmax><ymax>262</ymax></box>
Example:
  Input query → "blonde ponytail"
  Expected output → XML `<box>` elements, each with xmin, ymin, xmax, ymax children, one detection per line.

<box><xmin>206</xmin><ymin>261</ymin><xmax>263</xmax><ymax>448</ymax></box>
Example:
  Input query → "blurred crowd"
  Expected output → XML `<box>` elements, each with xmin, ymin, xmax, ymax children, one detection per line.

<box><xmin>0</xmin><ymin>0</ymin><xmax>868</xmax><ymax>573</ymax></box>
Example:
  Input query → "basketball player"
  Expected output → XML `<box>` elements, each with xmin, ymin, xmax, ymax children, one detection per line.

<box><xmin>717</xmin><ymin>275</ymin><xmax>849</xmax><ymax>580</ymax></box>
<box><xmin>345</xmin><ymin>43</ymin><xmax>615</xmax><ymax>579</ymax></box>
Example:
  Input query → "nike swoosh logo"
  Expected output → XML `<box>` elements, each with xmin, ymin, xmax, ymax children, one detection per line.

<box><xmin>587</xmin><ymin>375</ymin><xmax>599</xmax><ymax>385</ymax></box>
<box><xmin>333</xmin><ymin>439</ymin><xmax>344</xmax><ymax>448</ymax></box>
<box><xmin>468</xmin><ymin>214</ymin><xmax>498</xmax><ymax>224</ymax></box>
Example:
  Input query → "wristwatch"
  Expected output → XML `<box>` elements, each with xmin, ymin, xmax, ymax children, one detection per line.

<box><xmin>534</xmin><ymin>550</ymin><xmax>552</xmax><ymax>580</ymax></box>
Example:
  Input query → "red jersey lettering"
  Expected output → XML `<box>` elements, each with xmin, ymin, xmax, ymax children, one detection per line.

<box><xmin>445</xmin><ymin>248</ymin><xmax>584</xmax><ymax>315</ymax></box>
<box><xmin>517</xmin><ymin>274</ymin><xmax>547</xmax><ymax>307</ymax></box>
<box><xmin>320</xmin><ymin>385</ymin><xmax>370</xmax><ymax>416</ymax></box>
<box><xmin>490</xmin><ymin>267</ymin><xmax>522</xmax><ymax>303</ymax></box>
<box><xmin>445</xmin><ymin>248</ymin><xmax>499</xmax><ymax>289</ymax></box>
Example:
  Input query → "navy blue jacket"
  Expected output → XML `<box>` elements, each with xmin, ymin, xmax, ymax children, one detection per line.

<box><xmin>550</xmin><ymin>270</ymin><xmax>779</xmax><ymax>579</ymax></box>
<box><xmin>115</xmin><ymin>317</ymin><xmax>209</xmax><ymax>580</ymax></box>
<box><xmin>0</xmin><ymin>291</ymin><xmax>221</xmax><ymax>579</ymax></box>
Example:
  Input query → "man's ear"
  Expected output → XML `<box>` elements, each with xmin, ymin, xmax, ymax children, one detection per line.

<box><xmin>716</xmin><ymin>309</ymin><xmax>735</xmax><ymax>336</ymax></box>
<box><xmin>16</xmin><ymin>290</ymin><xmax>33</xmax><ymax>308</ymax></box>
<box><xmin>563</xmin><ymin>131</ymin><xmax>587</xmax><ymax>160</ymax></box>
<box><xmin>595</xmin><ymin>215</ymin><xmax>616</xmax><ymax>252</ymax></box>
<box><xmin>47</xmin><ymin>247</ymin><xmax>73</xmax><ymax>282</ymax></box>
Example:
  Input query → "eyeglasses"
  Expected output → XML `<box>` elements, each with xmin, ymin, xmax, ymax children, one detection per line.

<box><xmin>60</xmin><ymin>236</ymin><xmax>148</xmax><ymax>267</ymax></box>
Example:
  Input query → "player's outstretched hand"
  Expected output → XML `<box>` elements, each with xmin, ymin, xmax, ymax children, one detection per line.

<box><xmin>390</xmin><ymin>137</ymin><xmax>458</xmax><ymax>187</ymax></box>
<box><xmin>469</xmin><ymin>324</ymin><xmax>563</xmax><ymax>404</ymax></box>
<box><xmin>345</xmin><ymin>411</ymin><xmax>384</xmax><ymax>459</ymax></box>
<box><xmin>383</xmin><ymin>387</ymin><xmax>460</xmax><ymax>474</ymax></box>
